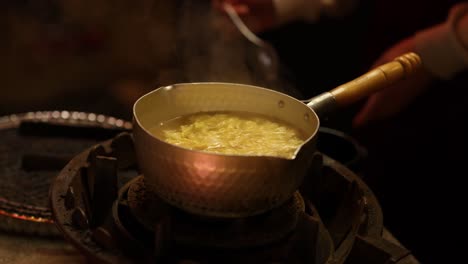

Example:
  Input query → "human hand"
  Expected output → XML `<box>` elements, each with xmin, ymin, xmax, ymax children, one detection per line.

<box><xmin>212</xmin><ymin>0</ymin><xmax>277</xmax><ymax>33</ymax></box>
<box><xmin>352</xmin><ymin>37</ymin><xmax>435</xmax><ymax>128</ymax></box>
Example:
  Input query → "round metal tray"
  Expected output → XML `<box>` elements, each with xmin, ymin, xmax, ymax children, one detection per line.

<box><xmin>0</xmin><ymin>110</ymin><xmax>131</xmax><ymax>236</ymax></box>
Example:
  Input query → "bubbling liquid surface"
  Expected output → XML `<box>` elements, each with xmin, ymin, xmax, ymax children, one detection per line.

<box><xmin>149</xmin><ymin>111</ymin><xmax>307</xmax><ymax>159</ymax></box>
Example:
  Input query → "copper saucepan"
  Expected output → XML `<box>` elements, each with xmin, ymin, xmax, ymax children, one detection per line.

<box><xmin>133</xmin><ymin>52</ymin><xmax>421</xmax><ymax>218</ymax></box>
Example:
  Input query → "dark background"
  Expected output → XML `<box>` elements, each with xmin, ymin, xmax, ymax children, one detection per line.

<box><xmin>1</xmin><ymin>1</ymin><xmax>466</xmax><ymax>263</ymax></box>
<box><xmin>264</xmin><ymin>1</ymin><xmax>466</xmax><ymax>263</ymax></box>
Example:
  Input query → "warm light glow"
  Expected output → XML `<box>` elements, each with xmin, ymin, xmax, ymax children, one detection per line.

<box><xmin>321</xmin><ymin>0</ymin><xmax>336</xmax><ymax>7</ymax></box>
<box><xmin>0</xmin><ymin>209</ymin><xmax>54</xmax><ymax>223</ymax></box>
<box><xmin>193</xmin><ymin>157</ymin><xmax>219</xmax><ymax>180</ymax></box>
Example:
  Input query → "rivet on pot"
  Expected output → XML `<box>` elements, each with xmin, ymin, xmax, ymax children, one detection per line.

<box><xmin>278</xmin><ymin>100</ymin><xmax>285</xmax><ymax>108</ymax></box>
<box><xmin>304</xmin><ymin>113</ymin><xmax>310</xmax><ymax>121</ymax></box>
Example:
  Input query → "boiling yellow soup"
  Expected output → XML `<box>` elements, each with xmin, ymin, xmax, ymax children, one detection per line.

<box><xmin>149</xmin><ymin>112</ymin><xmax>306</xmax><ymax>159</ymax></box>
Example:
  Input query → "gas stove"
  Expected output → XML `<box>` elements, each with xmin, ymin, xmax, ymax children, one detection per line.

<box><xmin>0</xmin><ymin>111</ymin><xmax>419</xmax><ymax>263</ymax></box>
<box><xmin>0</xmin><ymin>111</ymin><xmax>131</xmax><ymax>236</ymax></box>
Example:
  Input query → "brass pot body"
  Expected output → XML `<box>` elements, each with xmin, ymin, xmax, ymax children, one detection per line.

<box><xmin>133</xmin><ymin>83</ymin><xmax>319</xmax><ymax>217</ymax></box>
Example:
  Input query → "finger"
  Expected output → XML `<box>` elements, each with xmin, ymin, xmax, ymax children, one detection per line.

<box><xmin>231</xmin><ymin>4</ymin><xmax>250</xmax><ymax>14</ymax></box>
<box><xmin>222</xmin><ymin>1</ymin><xmax>250</xmax><ymax>14</ymax></box>
<box><xmin>352</xmin><ymin>95</ymin><xmax>380</xmax><ymax>128</ymax></box>
<box><xmin>213</xmin><ymin>0</ymin><xmax>248</xmax><ymax>13</ymax></box>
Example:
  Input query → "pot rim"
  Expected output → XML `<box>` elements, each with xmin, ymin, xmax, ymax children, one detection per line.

<box><xmin>132</xmin><ymin>82</ymin><xmax>321</xmax><ymax>160</ymax></box>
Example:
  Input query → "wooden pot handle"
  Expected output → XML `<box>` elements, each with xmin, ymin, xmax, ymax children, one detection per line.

<box><xmin>330</xmin><ymin>52</ymin><xmax>422</xmax><ymax>106</ymax></box>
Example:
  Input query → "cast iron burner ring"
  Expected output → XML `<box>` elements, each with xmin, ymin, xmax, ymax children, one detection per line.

<box><xmin>125</xmin><ymin>176</ymin><xmax>305</xmax><ymax>248</ymax></box>
<box><xmin>50</xmin><ymin>132</ymin><xmax>414</xmax><ymax>264</ymax></box>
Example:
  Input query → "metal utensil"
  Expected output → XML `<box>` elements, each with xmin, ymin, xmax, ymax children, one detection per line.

<box><xmin>223</xmin><ymin>3</ymin><xmax>279</xmax><ymax>80</ymax></box>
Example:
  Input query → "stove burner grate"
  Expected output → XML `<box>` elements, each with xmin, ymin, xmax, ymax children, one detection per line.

<box><xmin>125</xmin><ymin>176</ymin><xmax>305</xmax><ymax>248</ymax></box>
<box><xmin>0</xmin><ymin>111</ymin><xmax>131</xmax><ymax>236</ymax></box>
<box><xmin>50</xmin><ymin>132</ymin><xmax>416</xmax><ymax>264</ymax></box>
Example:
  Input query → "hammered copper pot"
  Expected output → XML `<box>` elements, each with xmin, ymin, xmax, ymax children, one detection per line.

<box><xmin>133</xmin><ymin>53</ymin><xmax>421</xmax><ymax>218</ymax></box>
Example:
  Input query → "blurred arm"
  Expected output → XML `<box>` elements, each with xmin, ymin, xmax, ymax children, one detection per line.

<box><xmin>273</xmin><ymin>0</ymin><xmax>359</xmax><ymax>24</ymax></box>
<box><xmin>414</xmin><ymin>3</ymin><xmax>468</xmax><ymax>80</ymax></box>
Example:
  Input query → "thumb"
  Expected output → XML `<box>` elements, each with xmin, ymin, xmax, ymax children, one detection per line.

<box><xmin>352</xmin><ymin>95</ymin><xmax>379</xmax><ymax>128</ymax></box>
